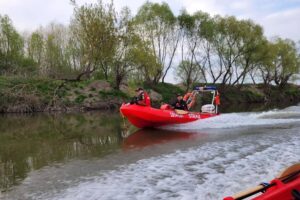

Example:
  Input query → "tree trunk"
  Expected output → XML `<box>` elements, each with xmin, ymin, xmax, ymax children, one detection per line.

<box><xmin>162</xmin><ymin>34</ymin><xmax>180</xmax><ymax>83</ymax></box>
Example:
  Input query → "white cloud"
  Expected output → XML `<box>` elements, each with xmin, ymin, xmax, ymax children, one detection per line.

<box><xmin>0</xmin><ymin>0</ymin><xmax>98</xmax><ymax>31</ymax></box>
<box><xmin>181</xmin><ymin>0</ymin><xmax>224</xmax><ymax>15</ymax></box>
<box><xmin>0</xmin><ymin>0</ymin><xmax>299</xmax><ymax>41</ymax></box>
<box><xmin>0</xmin><ymin>0</ymin><xmax>19</xmax><ymax>7</ymax></box>
<box><xmin>178</xmin><ymin>0</ymin><xmax>300</xmax><ymax>41</ymax></box>
<box><xmin>0</xmin><ymin>0</ymin><xmax>70</xmax><ymax>31</ymax></box>
<box><xmin>230</xmin><ymin>1</ymin><xmax>251</xmax><ymax>10</ymax></box>
<box><xmin>261</xmin><ymin>8</ymin><xmax>300</xmax><ymax>41</ymax></box>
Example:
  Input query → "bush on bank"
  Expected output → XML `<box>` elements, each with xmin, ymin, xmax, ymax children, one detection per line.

<box><xmin>0</xmin><ymin>76</ymin><xmax>299</xmax><ymax>113</ymax></box>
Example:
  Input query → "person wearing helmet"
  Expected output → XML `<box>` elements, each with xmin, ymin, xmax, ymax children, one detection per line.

<box><xmin>131</xmin><ymin>88</ymin><xmax>151</xmax><ymax>106</ymax></box>
<box><xmin>171</xmin><ymin>94</ymin><xmax>188</xmax><ymax>110</ymax></box>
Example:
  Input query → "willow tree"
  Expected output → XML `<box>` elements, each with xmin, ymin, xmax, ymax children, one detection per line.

<box><xmin>272</xmin><ymin>38</ymin><xmax>300</xmax><ymax>87</ymax></box>
<box><xmin>213</xmin><ymin>16</ymin><xmax>245</xmax><ymax>85</ymax></box>
<box><xmin>256</xmin><ymin>38</ymin><xmax>300</xmax><ymax>87</ymax></box>
<box><xmin>27</xmin><ymin>31</ymin><xmax>44</xmax><ymax>66</ymax></box>
<box><xmin>176</xmin><ymin>60</ymin><xmax>203</xmax><ymax>91</ymax></box>
<box><xmin>129</xmin><ymin>39</ymin><xmax>161</xmax><ymax>84</ymax></box>
<box><xmin>43</xmin><ymin>24</ymin><xmax>73</xmax><ymax>78</ymax></box>
<box><xmin>110</xmin><ymin>8</ymin><xmax>137</xmax><ymax>89</ymax></box>
<box><xmin>231</xmin><ymin>20</ymin><xmax>265</xmax><ymax>85</ymax></box>
<box><xmin>178</xmin><ymin>10</ymin><xmax>210</xmax><ymax>84</ymax></box>
<box><xmin>134</xmin><ymin>2</ymin><xmax>179</xmax><ymax>84</ymax></box>
<box><xmin>70</xmin><ymin>1</ymin><xmax>116</xmax><ymax>81</ymax></box>
<box><xmin>257</xmin><ymin>41</ymin><xmax>278</xmax><ymax>85</ymax></box>
<box><xmin>0</xmin><ymin>15</ymin><xmax>24</xmax><ymax>74</ymax></box>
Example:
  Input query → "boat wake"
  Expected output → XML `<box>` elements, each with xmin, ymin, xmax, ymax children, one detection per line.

<box><xmin>42</xmin><ymin>127</ymin><xmax>300</xmax><ymax>200</ymax></box>
<box><xmin>4</xmin><ymin>105</ymin><xmax>300</xmax><ymax>200</ymax></box>
<box><xmin>164</xmin><ymin>106</ymin><xmax>300</xmax><ymax>130</ymax></box>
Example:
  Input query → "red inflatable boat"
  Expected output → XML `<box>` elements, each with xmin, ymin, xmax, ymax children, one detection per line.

<box><xmin>224</xmin><ymin>163</ymin><xmax>300</xmax><ymax>200</ymax></box>
<box><xmin>120</xmin><ymin>103</ymin><xmax>219</xmax><ymax>128</ymax></box>
<box><xmin>120</xmin><ymin>86</ymin><xmax>220</xmax><ymax>129</ymax></box>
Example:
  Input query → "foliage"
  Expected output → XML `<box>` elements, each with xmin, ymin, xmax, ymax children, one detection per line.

<box><xmin>75</xmin><ymin>94</ymin><xmax>86</xmax><ymax>104</ymax></box>
<box><xmin>148</xmin><ymin>82</ymin><xmax>184</xmax><ymax>103</ymax></box>
<box><xmin>134</xmin><ymin>2</ymin><xmax>179</xmax><ymax>83</ymax></box>
<box><xmin>0</xmin><ymin>2</ymin><xmax>299</xmax><ymax>91</ymax></box>
<box><xmin>175</xmin><ymin>60</ymin><xmax>203</xmax><ymax>91</ymax></box>
<box><xmin>0</xmin><ymin>15</ymin><xmax>26</xmax><ymax>74</ymax></box>
<box><xmin>99</xmin><ymin>90</ymin><xmax>128</xmax><ymax>99</ymax></box>
<box><xmin>70</xmin><ymin>1</ymin><xmax>116</xmax><ymax>81</ymax></box>
<box><xmin>110</xmin><ymin>7</ymin><xmax>137</xmax><ymax>90</ymax></box>
<box><xmin>272</xmin><ymin>38</ymin><xmax>299</xmax><ymax>87</ymax></box>
<box><xmin>27</xmin><ymin>31</ymin><xmax>44</xmax><ymax>66</ymax></box>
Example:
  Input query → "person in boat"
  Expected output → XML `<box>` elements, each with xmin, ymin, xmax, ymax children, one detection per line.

<box><xmin>171</xmin><ymin>94</ymin><xmax>188</xmax><ymax>110</ymax></box>
<box><xmin>131</xmin><ymin>88</ymin><xmax>151</xmax><ymax>106</ymax></box>
<box><xmin>183</xmin><ymin>91</ymin><xmax>197</xmax><ymax>110</ymax></box>
<box><xmin>215</xmin><ymin>91</ymin><xmax>220</xmax><ymax>106</ymax></box>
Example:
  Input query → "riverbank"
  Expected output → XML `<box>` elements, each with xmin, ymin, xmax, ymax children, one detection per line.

<box><xmin>0</xmin><ymin>77</ymin><xmax>128</xmax><ymax>113</ymax></box>
<box><xmin>0</xmin><ymin>76</ymin><xmax>299</xmax><ymax>113</ymax></box>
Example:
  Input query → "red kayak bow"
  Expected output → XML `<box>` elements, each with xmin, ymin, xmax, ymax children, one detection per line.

<box><xmin>224</xmin><ymin>163</ymin><xmax>300</xmax><ymax>200</ymax></box>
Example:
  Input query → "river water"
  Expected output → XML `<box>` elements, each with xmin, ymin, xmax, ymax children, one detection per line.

<box><xmin>1</xmin><ymin>104</ymin><xmax>300</xmax><ymax>200</ymax></box>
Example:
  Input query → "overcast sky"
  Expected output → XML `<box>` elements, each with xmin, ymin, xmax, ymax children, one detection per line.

<box><xmin>0</xmin><ymin>0</ymin><xmax>299</xmax><ymax>41</ymax></box>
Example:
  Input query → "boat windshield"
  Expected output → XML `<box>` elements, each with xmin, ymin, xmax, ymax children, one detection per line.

<box><xmin>188</xmin><ymin>86</ymin><xmax>219</xmax><ymax>114</ymax></box>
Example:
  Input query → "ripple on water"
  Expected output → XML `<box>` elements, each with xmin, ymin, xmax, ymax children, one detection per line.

<box><xmin>37</xmin><ymin>130</ymin><xmax>300</xmax><ymax>200</ymax></box>
<box><xmin>4</xmin><ymin>106</ymin><xmax>300</xmax><ymax>200</ymax></box>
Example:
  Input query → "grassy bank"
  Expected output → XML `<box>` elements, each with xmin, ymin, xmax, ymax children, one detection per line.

<box><xmin>218</xmin><ymin>84</ymin><xmax>300</xmax><ymax>104</ymax></box>
<box><xmin>0</xmin><ymin>77</ymin><xmax>129</xmax><ymax>113</ymax></box>
<box><xmin>0</xmin><ymin>76</ymin><xmax>299</xmax><ymax>113</ymax></box>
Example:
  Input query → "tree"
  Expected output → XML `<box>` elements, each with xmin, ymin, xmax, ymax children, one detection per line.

<box><xmin>129</xmin><ymin>39</ymin><xmax>161</xmax><ymax>84</ymax></box>
<box><xmin>194</xmin><ymin>15</ymin><xmax>229</xmax><ymax>84</ymax></box>
<box><xmin>231</xmin><ymin>20</ymin><xmax>265</xmax><ymax>85</ymax></box>
<box><xmin>42</xmin><ymin>23</ymin><xmax>72</xmax><ymax>78</ymax></box>
<box><xmin>134</xmin><ymin>2</ymin><xmax>178</xmax><ymax>84</ymax></box>
<box><xmin>178</xmin><ymin>10</ymin><xmax>209</xmax><ymax>84</ymax></box>
<box><xmin>27</xmin><ymin>31</ymin><xmax>44</xmax><ymax>66</ymax></box>
<box><xmin>196</xmin><ymin>14</ymin><xmax>217</xmax><ymax>83</ymax></box>
<box><xmin>0</xmin><ymin>15</ymin><xmax>24</xmax><ymax>74</ymax></box>
<box><xmin>256</xmin><ymin>41</ymin><xmax>277</xmax><ymax>85</ymax></box>
<box><xmin>272</xmin><ymin>38</ymin><xmax>300</xmax><ymax>87</ymax></box>
<box><xmin>176</xmin><ymin>60</ymin><xmax>203</xmax><ymax>91</ymax></box>
<box><xmin>257</xmin><ymin>38</ymin><xmax>300</xmax><ymax>87</ymax></box>
<box><xmin>111</xmin><ymin>7</ymin><xmax>136</xmax><ymax>89</ymax></box>
<box><xmin>214</xmin><ymin>16</ymin><xmax>246</xmax><ymax>85</ymax></box>
<box><xmin>70</xmin><ymin>1</ymin><xmax>116</xmax><ymax>81</ymax></box>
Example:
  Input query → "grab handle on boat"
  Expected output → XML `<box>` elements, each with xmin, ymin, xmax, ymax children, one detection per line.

<box><xmin>230</xmin><ymin>184</ymin><xmax>274</xmax><ymax>200</ymax></box>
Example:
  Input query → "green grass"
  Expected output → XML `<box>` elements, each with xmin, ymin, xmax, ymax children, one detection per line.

<box><xmin>284</xmin><ymin>85</ymin><xmax>300</xmax><ymax>96</ymax></box>
<box><xmin>148</xmin><ymin>82</ymin><xmax>184</xmax><ymax>103</ymax></box>
<box><xmin>0</xmin><ymin>76</ymin><xmax>299</xmax><ymax>113</ymax></box>
<box><xmin>75</xmin><ymin>95</ymin><xmax>87</xmax><ymax>104</ymax></box>
<box><xmin>98</xmin><ymin>90</ymin><xmax>129</xmax><ymax>99</ymax></box>
<box><xmin>74</xmin><ymin>90</ymin><xmax>81</xmax><ymax>95</ymax></box>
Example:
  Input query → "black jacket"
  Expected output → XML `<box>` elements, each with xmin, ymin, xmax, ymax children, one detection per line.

<box><xmin>172</xmin><ymin>99</ymin><xmax>188</xmax><ymax>110</ymax></box>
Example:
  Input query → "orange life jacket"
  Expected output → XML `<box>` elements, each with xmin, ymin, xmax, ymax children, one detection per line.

<box><xmin>215</xmin><ymin>93</ymin><xmax>220</xmax><ymax>105</ymax></box>
<box><xmin>144</xmin><ymin>92</ymin><xmax>151</xmax><ymax>107</ymax></box>
<box><xmin>183</xmin><ymin>92</ymin><xmax>197</xmax><ymax>110</ymax></box>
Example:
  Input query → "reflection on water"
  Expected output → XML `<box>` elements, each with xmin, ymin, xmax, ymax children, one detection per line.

<box><xmin>123</xmin><ymin>129</ymin><xmax>206</xmax><ymax>150</ymax></box>
<box><xmin>0</xmin><ymin>102</ymin><xmax>297</xmax><ymax>194</ymax></box>
<box><xmin>0</xmin><ymin>112</ymin><xmax>123</xmax><ymax>192</ymax></box>
<box><xmin>0</xmin><ymin>112</ymin><xmax>207</xmax><ymax>193</ymax></box>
